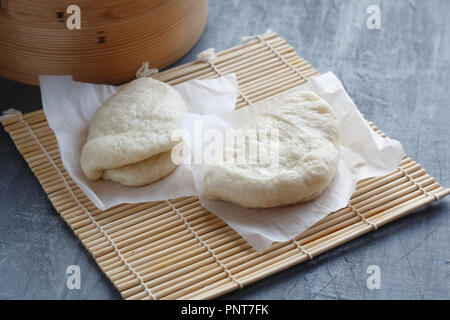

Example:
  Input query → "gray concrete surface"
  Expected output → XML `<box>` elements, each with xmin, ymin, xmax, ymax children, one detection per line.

<box><xmin>1</xmin><ymin>0</ymin><xmax>449</xmax><ymax>300</ymax></box>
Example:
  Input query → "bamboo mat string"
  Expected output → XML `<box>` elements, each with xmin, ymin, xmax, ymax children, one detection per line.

<box><xmin>242</xmin><ymin>29</ymin><xmax>308</xmax><ymax>83</ymax></box>
<box><xmin>195</xmin><ymin>48</ymin><xmax>253</xmax><ymax>106</ymax></box>
<box><xmin>240</xmin><ymin>29</ymin><xmax>275</xmax><ymax>43</ymax></box>
<box><xmin>165</xmin><ymin>200</ymin><xmax>243</xmax><ymax>289</ymax></box>
<box><xmin>9</xmin><ymin>110</ymin><xmax>156</xmax><ymax>300</ymax></box>
<box><xmin>348</xmin><ymin>204</ymin><xmax>378</xmax><ymax>230</ymax></box>
<box><xmin>136</xmin><ymin>61</ymin><xmax>159</xmax><ymax>78</ymax></box>
<box><xmin>0</xmin><ymin>108</ymin><xmax>22</xmax><ymax>121</ymax></box>
<box><xmin>292</xmin><ymin>239</ymin><xmax>313</xmax><ymax>260</ymax></box>
<box><xmin>398</xmin><ymin>167</ymin><xmax>440</xmax><ymax>201</ymax></box>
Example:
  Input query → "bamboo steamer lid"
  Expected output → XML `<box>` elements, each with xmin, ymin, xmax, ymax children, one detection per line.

<box><xmin>0</xmin><ymin>0</ymin><xmax>207</xmax><ymax>85</ymax></box>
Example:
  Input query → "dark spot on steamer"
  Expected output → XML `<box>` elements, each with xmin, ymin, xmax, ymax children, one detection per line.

<box><xmin>1</xmin><ymin>0</ymin><xmax>9</xmax><ymax>10</ymax></box>
<box><xmin>57</xmin><ymin>11</ymin><xmax>65</xmax><ymax>22</ymax></box>
<box><xmin>98</xmin><ymin>36</ymin><xmax>105</xmax><ymax>44</ymax></box>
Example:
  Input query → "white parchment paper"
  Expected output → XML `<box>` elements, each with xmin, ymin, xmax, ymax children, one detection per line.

<box><xmin>39</xmin><ymin>74</ymin><xmax>239</xmax><ymax>210</ymax></box>
<box><xmin>180</xmin><ymin>72</ymin><xmax>406</xmax><ymax>252</ymax></box>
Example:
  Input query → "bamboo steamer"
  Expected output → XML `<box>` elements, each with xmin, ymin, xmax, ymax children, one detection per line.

<box><xmin>0</xmin><ymin>0</ymin><xmax>207</xmax><ymax>85</ymax></box>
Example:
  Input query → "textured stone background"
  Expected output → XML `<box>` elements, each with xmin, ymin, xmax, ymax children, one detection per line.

<box><xmin>0</xmin><ymin>0</ymin><xmax>449</xmax><ymax>299</ymax></box>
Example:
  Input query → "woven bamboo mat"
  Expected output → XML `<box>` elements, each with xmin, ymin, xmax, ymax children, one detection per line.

<box><xmin>2</xmin><ymin>31</ymin><xmax>449</xmax><ymax>300</ymax></box>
